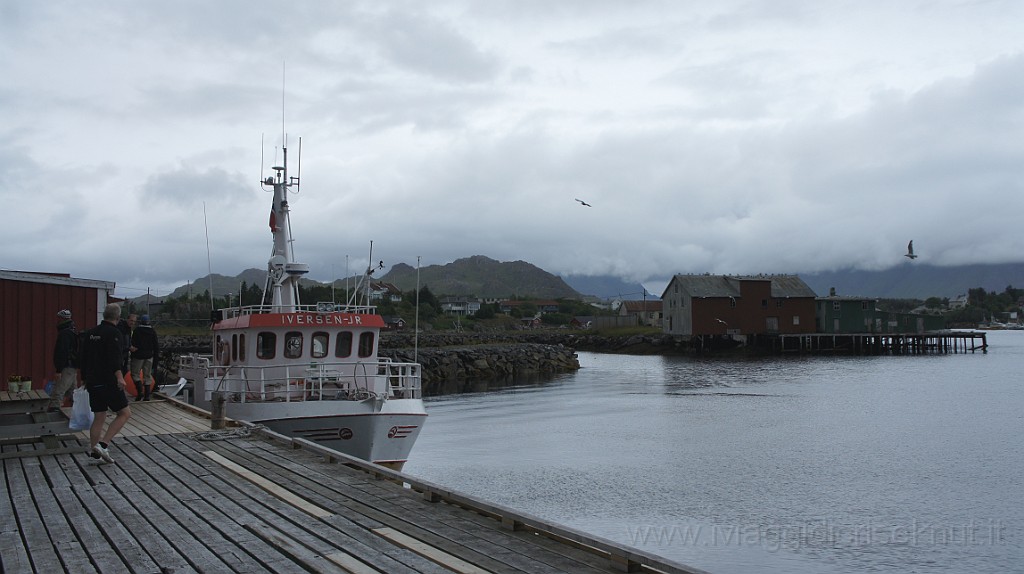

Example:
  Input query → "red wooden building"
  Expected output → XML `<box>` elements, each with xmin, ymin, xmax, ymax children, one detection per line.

<box><xmin>1</xmin><ymin>270</ymin><xmax>115</xmax><ymax>392</ymax></box>
<box><xmin>661</xmin><ymin>274</ymin><xmax>818</xmax><ymax>337</ymax></box>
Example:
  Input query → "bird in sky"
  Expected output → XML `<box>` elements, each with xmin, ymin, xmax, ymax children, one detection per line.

<box><xmin>904</xmin><ymin>240</ymin><xmax>918</xmax><ymax>259</ymax></box>
<box><xmin>574</xmin><ymin>198</ymin><xmax>592</xmax><ymax>207</ymax></box>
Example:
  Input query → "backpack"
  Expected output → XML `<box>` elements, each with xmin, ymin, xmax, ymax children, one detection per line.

<box><xmin>70</xmin><ymin>328</ymin><xmax>90</xmax><ymax>369</ymax></box>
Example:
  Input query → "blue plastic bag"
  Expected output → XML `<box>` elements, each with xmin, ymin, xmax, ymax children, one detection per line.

<box><xmin>68</xmin><ymin>387</ymin><xmax>94</xmax><ymax>431</ymax></box>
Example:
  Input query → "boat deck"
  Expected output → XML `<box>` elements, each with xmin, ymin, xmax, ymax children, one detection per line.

<box><xmin>1</xmin><ymin>398</ymin><xmax>706</xmax><ymax>574</ymax></box>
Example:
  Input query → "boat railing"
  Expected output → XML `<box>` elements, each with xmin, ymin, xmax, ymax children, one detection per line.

<box><xmin>216</xmin><ymin>302</ymin><xmax>378</xmax><ymax>319</ymax></box>
<box><xmin>180</xmin><ymin>356</ymin><xmax>421</xmax><ymax>403</ymax></box>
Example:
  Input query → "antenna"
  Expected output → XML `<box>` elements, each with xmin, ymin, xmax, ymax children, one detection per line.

<box><xmin>415</xmin><ymin>256</ymin><xmax>421</xmax><ymax>363</ymax></box>
<box><xmin>203</xmin><ymin>202</ymin><xmax>215</xmax><ymax>313</ymax></box>
<box><xmin>295</xmin><ymin>136</ymin><xmax>302</xmax><ymax>193</ymax></box>
<box><xmin>260</xmin><ymin>132</ymin><xmax>266</xmax><ymax>188</ymax></box>
<box><xmin>281</xmin><ymin>62</ymin><xmax>286</xmax><ymax>149</ymax></box>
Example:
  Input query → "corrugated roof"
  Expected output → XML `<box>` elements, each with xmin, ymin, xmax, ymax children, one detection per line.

<box><xmin>666</xmin><ymin>274</ymin><xmax>817</xmax><ymax>298</ymax></box>
<box><xmin>0</xmin><ymin>270</ymin><xmax>115</xmax><ymax>290</ymax></box>
<box><xmin>666</xmin><ymin>275</ymin><xmax>742</xmax><ymax>298</ymax></box>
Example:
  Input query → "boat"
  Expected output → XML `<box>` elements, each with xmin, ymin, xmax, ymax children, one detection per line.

<box><xmin>178</xmin><ymin>138</ymin><xmax>425</xmax><ymax>470</ymax></box>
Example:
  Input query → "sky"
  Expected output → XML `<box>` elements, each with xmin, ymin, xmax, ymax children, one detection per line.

<box><xmin>3</xmin><ymin>1</ymin><xmax>1023</xmax><ymax>300</ymax></box>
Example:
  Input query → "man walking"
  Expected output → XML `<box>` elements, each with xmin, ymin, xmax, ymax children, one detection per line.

<box><xmin>129</xmin><ymin>315</ymin><xmax>159</xmax><ymax>401</ymax></box>
<box><xmin>80</xmin><ymin>303</ymin><xmax>132</xmax><ymax>463</ymax></box>
<box><xmin>50</xmin><ymin>309</ymin><xmax>78</xmax><ymax>410</ymax></box>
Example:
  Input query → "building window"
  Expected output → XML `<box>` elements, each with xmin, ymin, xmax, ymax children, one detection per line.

<box><xmin>257</xmin><ymin>332</ymin><xmax>276</xmax><ymax>360</ymax></box>
<box><xmin>335</xmin><ymin>331</ymin><xmax>353</xmax><ymax>358</ymax></box>
<box><xmin>793</xmin><ymin>315</ymin><xmax>800</xmax><ymax>325</ymax></box>
<box><xmin>761</xmin><ymin>299</ymin><xmax>768</xmax><ymax>308</ymax></box>
<box><xmin>833</xmin><ymin>301</ymin><xmax>841</xmax><ymax>311</ymax></box>
<box><xmin>238</xmin><ymin>334</ymin><xmax>246</xmax><ymax>361</ymax></box>
<box><xmin>231</xmin><ymin>333</ymin><xmax>238</xmax><ymax>362</ymax></box>
<box><xmin>284</xmin><ymin>332</ymin><xmax>303</xmax><ymax>359</ymax></box>
<box><xmin>776</xmin><ymin>299</ymin><xmax>784</xmax><ymax>308</ymax></box>
<box><xmin>862</xmin><ymin>301</ymin><xmax>870</xmax><ymax>310</ymax></box>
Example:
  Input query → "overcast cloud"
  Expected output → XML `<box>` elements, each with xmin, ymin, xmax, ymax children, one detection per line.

<box><xmin>3</xmin><ymin>0</ymin><xmax>1022</xmax><ymax>299</ymax></box>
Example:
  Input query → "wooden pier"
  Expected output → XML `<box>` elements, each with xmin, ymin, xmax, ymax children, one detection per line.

<box><xmin>1</xmin><ymin>397</ymin><xmax>707</xmax><ymax>574</ymax></box>
<box><xmin>772</xmin><ymin>331</ymin><xmax>988</xmax><ymax>355</ymax></box>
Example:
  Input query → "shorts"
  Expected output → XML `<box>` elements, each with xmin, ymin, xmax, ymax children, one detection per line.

<box><xmin>87</xmin><ymin>382</ymin><xmax>130</xmax><ymax>413</ymax></box>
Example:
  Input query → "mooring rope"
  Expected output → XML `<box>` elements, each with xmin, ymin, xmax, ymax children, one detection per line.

<box><xmin>190</xmin><ymin>424</ymin><xmax>267</xmax><ymax>441</ymax></box>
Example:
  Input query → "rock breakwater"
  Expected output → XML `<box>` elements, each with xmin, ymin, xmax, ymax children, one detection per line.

<box><xmin>159</xmin><ymin>334</ymin><xmax>582</xmax><ymax>396</ymax></box>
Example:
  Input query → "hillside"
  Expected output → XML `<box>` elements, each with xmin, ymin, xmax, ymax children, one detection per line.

<box><xmin>155</xmin><ymin>259</ymin><xmax>1024</xmax><ymax>303</ymax></box>
<box><xmin>801</xmin><ymin>262</ymin><xmax>1024</xmax><ymax>299</ymax></box>
<box><xmin>380</xmin><ymin>256</ymin><xmax>580</xmax><ymax>299</ymax></box>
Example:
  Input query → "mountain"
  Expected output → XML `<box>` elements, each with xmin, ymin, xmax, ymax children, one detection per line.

<box><xmin>156</xmin><ymin>259</ymin><xmax>1024</xmax><ymax>303</ymax></box>
<box><xmin>380</xmin><ymin>255</ymin><xmax>580</xmax><ymax>299</ymax></box>
<box><xmin>800</xmin><ymin>262</ymin><xmax>1024</xmax><ymax>299</ymax></box>
<box><xmin>559</xmin><ymin>274</ymin><xmax>655</xmax><ymax>300</ymax></box>
<box><xmin>166</xmin><ymin>268</ymin><xmax>268</xmax><ymax>299</ymax></box>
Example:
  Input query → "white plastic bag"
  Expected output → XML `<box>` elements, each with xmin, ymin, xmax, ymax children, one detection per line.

<box><xmin>68</xmin><ymin>387</ymin><xmax>94</xmax><ymax>431</ymax></box>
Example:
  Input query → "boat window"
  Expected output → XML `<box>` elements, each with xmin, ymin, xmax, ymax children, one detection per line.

<box><xmin>311</xmin><ymin>332</ymin><xmax>329</xmax><ymax>359</ymax></box>
<box><xmin>335</xmin><ymin>331</ymin><xmax>353</xmax><ymax>358</ymax></box>
<box><xmin>285</xmin><ymin>331</ymin><xmax>303</xmax><ymax>359</ymax></box>
<box><xmin>231</xmin><ymin>334</ymin><xmax>239</xmax><ymax>361</ymax></box>
<box><xmin>238</xmin><ymin>334</ymin><xmax>246</xmax><ymax>361</ymax></box>
<box><xmin>358</xmin><ymin>332</ymin><xmax>375</xmax><ymax>358</ymax></box>
<box><xmin>257</xmin><ymin>332</ymin><xmax>276</xmax><ymax>360</ymax></box>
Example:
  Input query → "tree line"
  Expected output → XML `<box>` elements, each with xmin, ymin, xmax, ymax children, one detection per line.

<box><xmin>125</xmin><ymin>281</ymin><xmax>614</xmax><ymax>331</ymax></box>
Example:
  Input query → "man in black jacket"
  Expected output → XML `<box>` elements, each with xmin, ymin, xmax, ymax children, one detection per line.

<box><xmin>50</xmin><ymin>309</ymin><xmax>78</xmax><ymax>410</ymax></box>
<box><xmin>80</xmin><ymin>303</ymin><xmax>132</xmax><ymax>464</ymax></box>
<box><xmin>129</xmin><ymin>315</ymin><xmax>159</xmax><ymax>401</ymax></box>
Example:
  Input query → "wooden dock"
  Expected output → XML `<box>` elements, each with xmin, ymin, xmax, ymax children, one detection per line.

<box><xmin>1</xmin><ymin>397</ymin><xmax>708</xmax><ymax>574</ymax></box>
<box><xmin>772</xmin><ymin>330</ymin><xmax>988</xmax><ymax>355</ymax></box>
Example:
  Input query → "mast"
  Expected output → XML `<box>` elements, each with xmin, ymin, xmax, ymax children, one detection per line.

<box><xmin>264</xmin><ymin>142</ymin><xmax>308</xmax><ymax>312</ymax></box>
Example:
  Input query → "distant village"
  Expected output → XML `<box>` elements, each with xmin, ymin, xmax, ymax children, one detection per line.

<box><xmin>365</xmin><ymin>273</ymin><xmax>1013</xmax><ymax>338</ymax></box>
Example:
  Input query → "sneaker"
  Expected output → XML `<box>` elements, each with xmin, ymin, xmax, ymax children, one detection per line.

<box><xmin>92</xmin><ymin>443</ymin><xmax>114</xmax><ymax>463</ymax></box>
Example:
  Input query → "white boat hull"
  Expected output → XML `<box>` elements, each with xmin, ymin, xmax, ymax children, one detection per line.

<box><xmin>225</xmin><ymin>397</ymin><xmax>425</xmax><ymax>466</ymax></box>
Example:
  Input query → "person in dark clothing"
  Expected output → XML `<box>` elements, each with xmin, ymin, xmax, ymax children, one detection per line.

<box><xmin>116</xmin><ymin>313</ymin><xmax>136</xmax><ymax>374</ymax></box>
<box><xmin>51</xmin><ymin>309</ymin><xmax>79</xmax><ymax>410</ymax></box>
<box><xmin>80</xmin><ymin>303</ymin><xmax>132</xmax><ymax>464</ymax></box>
<box><xmin>129</xmin><ymin>315</ymin><xmax>159</xmax><ymax>401</ymax></box>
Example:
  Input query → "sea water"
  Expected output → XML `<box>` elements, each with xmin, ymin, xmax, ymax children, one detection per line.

<box><xmin>403</xmin><ymin>330</ymin><xmax>1023</xmax><ymax>573</ymax></box>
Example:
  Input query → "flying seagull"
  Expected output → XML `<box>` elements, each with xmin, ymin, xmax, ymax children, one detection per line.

<box><xmin>574</xmin><ymin>198</ymin><xmax>592</xmax><ymax>207</ymax></box>
<box><xmin>904</xmin><ymin>240</ymin><xmax>918</xmax><ymax>260</ymax></box>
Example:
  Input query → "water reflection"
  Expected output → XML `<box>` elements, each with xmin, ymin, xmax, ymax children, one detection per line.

<box><xmin>408</xmin><ymin>332</ymin><xmax>1024</xmax><ymax>574</ymax></box>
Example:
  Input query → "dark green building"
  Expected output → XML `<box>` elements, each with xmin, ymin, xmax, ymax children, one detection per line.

<box><xmin>816</xmin><ymin>289</ymin><xmax>945</xmax><ymax>333</ymax></box>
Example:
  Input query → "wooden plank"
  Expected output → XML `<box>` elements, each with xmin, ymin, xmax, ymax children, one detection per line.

<box><xmin>324</xmin><ymin>549</ymin><xmax>387</xmax><ymax>574</ymax></box>
<box><xmin>245</xmin><ymin>522</ymin><xmax>354</xmax><ymax>574</ymax></box>
<box><xmin>250</xmin><ymin>433</ymin><xmax>704</xmax><ymax>574</ymax></box>
<box><xmin>100</xmin><ymin>442</ymin><xmax>233</xmax><ymax>574</ymax></box>
<box><xmin>125</xmin><ymin>435</ymin><xmax>309</xmax><ymax>573</ymax></box>
<box><xmin>233</xmin><ymin>439</ymin><xmax>600</xmax><ymax>574</ymax></box>
<box><xmin>153</xmin><ymin>433</ymin><xmax>397</xmax><ymax>572</ymax></box>
<box><xmin>166</xmin><ymin>436</ymin><xmax>445</xmax><ymax>574</ymax></box>
<box><xmin>216</xmin><ymin>439</ymin><xmax>535</xmax><ymax>574</ymax></box>
<box><xmin>0</xmin><ymin>448</ymin><xmax>34</xmax><ymax>573</ymax></box>
<box><xmin>373</xmin><ymin>527</ymin><xmax>492</xmax><ymax>574</ymax></box>
<box><xmin>203</xmin><ymin>449</ymin><xmax>334</xmax><ymax>518</ymax></box>
<box><xmin>20</xmin><ymin>450</ymin><xmax>99</xmax><ymax>574</ymax></box>
<box><xmin>42</xmin><ymin>459</ymin><xmax>136</xmax><ymax>572</ymax></box>
<box><xmin>7</xmin><ymin>450</ymin><xmax>67</xmax><ymax>573</ymax></box>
